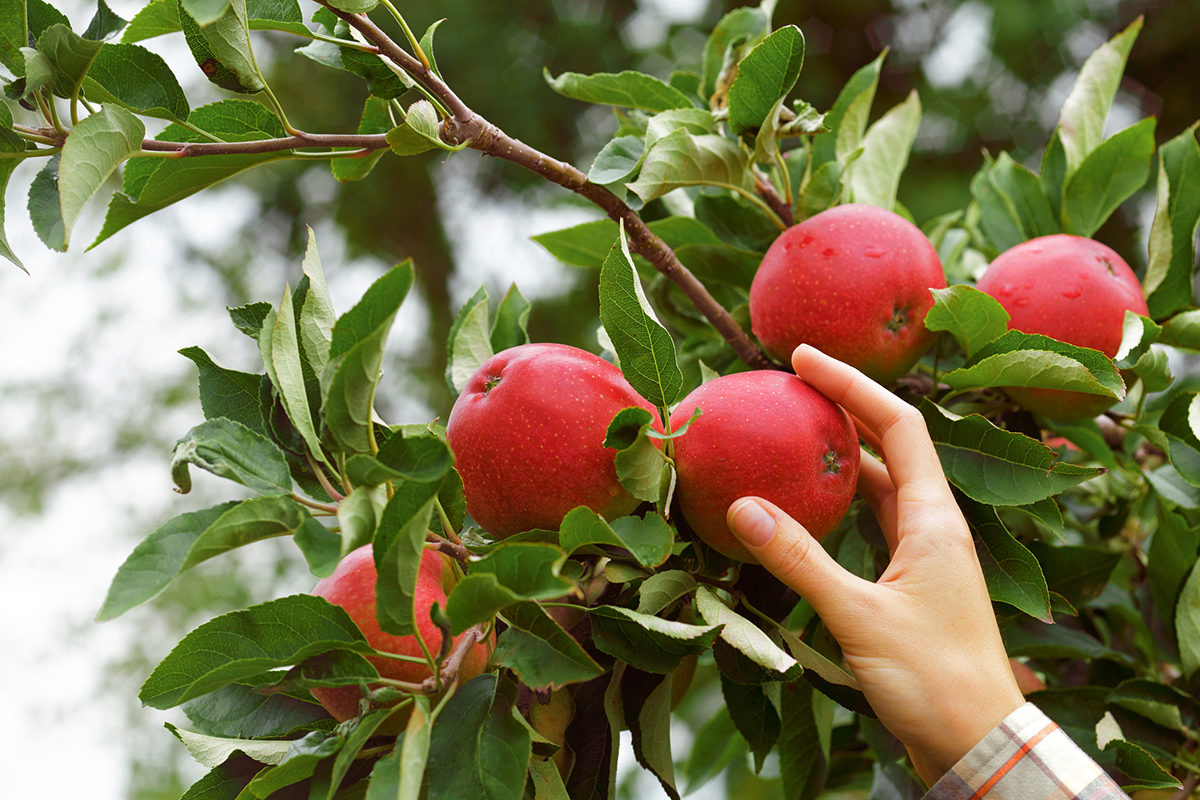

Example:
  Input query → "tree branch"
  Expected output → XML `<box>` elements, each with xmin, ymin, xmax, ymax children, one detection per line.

<box><xmin>330</xmin><ymin>6</ymin><xmax>776</xmax><ymax>371</ymax></box>
<box><xmin>754</xmin><ymin>166</ymin><xmax>794</xmax><ymax>228</ymax></box>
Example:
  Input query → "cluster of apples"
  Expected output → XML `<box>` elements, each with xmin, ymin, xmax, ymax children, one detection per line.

<box><xmin>307</xmin><ymin>203</ymin><xmax>1150</xmax><ymax>729</ymax></box>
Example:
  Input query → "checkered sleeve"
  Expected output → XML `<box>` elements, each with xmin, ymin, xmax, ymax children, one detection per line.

<box><xmin>924</xmin><ymin>702</ymin><xmax>1131</xmax><ymax>800</ymax></box>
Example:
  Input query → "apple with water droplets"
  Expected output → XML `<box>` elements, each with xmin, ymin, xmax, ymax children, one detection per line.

<box><xmin>976</xmin><ymin>234</ymin><xmax>1149</xmax><ymax>420</ymax></box>
<box><xmin>670</xmin><ymin>370</ymin><xmax>860</xmax><ymax>563</ymax></box>
<box><xmin>446</xmin><ymin>343</ymin><xmax>660</xmax><ymax>539</ymax></box>
<box><xmin>749</xmin><ymin>204</ymin><xmax>946</xmax><ymax>384</ymax></box>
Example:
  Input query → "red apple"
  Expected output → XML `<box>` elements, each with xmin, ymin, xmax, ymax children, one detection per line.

<box><xmin>749</xmin><ymin>204</ymin><xmax>946</xmax><ymax>384</ymax></box>
<box><xmin>976</xmin><ymin>234</ymin><xmax>1149</xmax><ymax>420</ymax></box>
<box><xmin>670</xmin><ymin>370</ymin><xmax>861</xmax><ymax>563</ymax></box>
<box><xmin>308</xmin><ymin>545</ymin><xmax>491</xmax><ymax>730</ymax></box>
<box><xmin>446</xmin><ymin>343</ymin><xmax>659</xmax><ymax>539</ymax></box>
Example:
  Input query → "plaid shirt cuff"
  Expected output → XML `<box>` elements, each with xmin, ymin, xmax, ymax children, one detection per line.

<box><xmin>924</xmin><ymin>702</ymin><xmax>1130</xmax><ymax>800</ymax></box>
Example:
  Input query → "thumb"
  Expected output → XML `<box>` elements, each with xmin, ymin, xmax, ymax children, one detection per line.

<box><xmin>726</xmin><ymin>497</ymin><xmax>857</xmax><ymax>616</ymax></box>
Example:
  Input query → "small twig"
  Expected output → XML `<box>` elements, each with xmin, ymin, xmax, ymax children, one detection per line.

<box><xmin>425</xmin><ymin>531</ymin><xmax>470</xmax><ymax>564</ymax></box>
<box><xmin>307</xmin><ymin>451</ymin><xmax>346</xmax><ymax>502</ymax></box>
<box><xmin>753</xmin><ymin>166</ymin><xmax>794</xmax><ymax>228</ymax></box>
<box><xmin>291</xmin><ymin>493</ymin><xmax>339</xmax><ymax>514</ymax></box>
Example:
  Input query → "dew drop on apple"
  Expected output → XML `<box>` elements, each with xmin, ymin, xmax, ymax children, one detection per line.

<box><xmin>1061</xmin><ymin>284</ymin><xmax>1083</xmax><ymax>299</ymax></box>
<box><xmin>1023</xmin><ymin>279</ymin><xmax>1036</xmax><ymax>289</ymax></box>
<box><xmin>799</xmin><ymin>234</ymin><xmax>814</xmax><ymax>247</ymax></box>
<box><xmin>821</xmin><ymin>247</ymin><xmax>836</xmax><ymax>258</ymax></box>
<box><xmin>1013</xmin><ymin>296</ymin><xmax>1030</xmax><ymax>308</ymax></box>
<box><xmin>863</xmin><ymin>246</ymin><xmax>887</xmax><ymax>258</ymax></box>
<box><xmin>996</xmin><ymin>283</ymin><xmax>1014</xmax><ymax>297</ymax></box>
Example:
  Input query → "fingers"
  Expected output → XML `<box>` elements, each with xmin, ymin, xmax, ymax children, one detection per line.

<box><xmin>792</xmin><ymin>344</ymin><xmax>950</xmax><ymax>499</ymax></box>
<box><xmin>727</xmin><ymin>497</ymin><xmax>862</xmax><ymax>619</ymax></box>
<box><xmin>856</xmin><ymin>452</ymin><xmax>899</xmax><ymax>552</ymax></box>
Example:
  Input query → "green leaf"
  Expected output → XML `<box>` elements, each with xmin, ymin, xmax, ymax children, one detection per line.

<box><xmin>167</xmin><ymin>723</ymin><xmax>292</xmax><ymax>768</ymax></box>
<box><xmin>493</xmin><ymin>602</ymin><xmax>604</xmax><ymax>690</ymax></box>
<box><xmin>38</xmin><ymin>24</ymin><xmax>104</xmax><ymax>98</ymax></box>
<box><xmin>810</xmin><ymin>49</ymin><xmax>884</xmax><ymax>169</ymax></box>
<box><xmin>973</xmin><ymin>152</ymin><xmax>1061</xmax><ymax>252</ymax></box>
<box><xmin>598</xmin><ymin>222</ymin><xmax>682</xmax><ymax>407</ymax></box>
<box><xmin>700</xmin><ymin>3</ymin><xmax>773</xmax><ymax>100</ymax></box>
<box><xmin>139</xmin><ymin>594</ymin><xmax>374</xmax><ymax>709</ymax></box>
<box><xmin>1144</xmin><ymin>125</ymin><xmax>1200</xmax><ymax>319</ymax></box>
<box><xmin>942</xmin><ymin>330</ymin><xmax>1125</xmax><ymax>400</ymax></box>
<box><xmin>387</xmin><ymin>99</ymin><xmax>454</xmax><ymax>155</ymax></box>
<box><xmin>181</xmin><ymin>681</ymin><xmax>330</xmax><ymax>739</ymax></box>
<box><xmin>531</xmin><ymin>219</ymin><xmax>619</xmax><ymax>268</ymax></box>
<box><xmin>97</xmin><ymin>496</ymin><xmax>313</xmax><ymax>620</ymax></box>
<box><xmin>720</xmin><ymin>677</ymin><xmax>779</xmax><ymax>773</ymax></box>
<box><xmin>637</xmin><ymin>570</ymin><xmax>697</xmax><ymax>615</ymax></box>
<box><xmin>123</xmin><ymin>0</ymin><xmax>182</xmax><ymax>44</ymax></box>
<box><xmin>84</xmin><ymin>0</ymin><xmax>129</xmax><ymax>40</ymax></box>
<box><xmin>490</xmin><ymin>283</ymin><xmax>531</xmax><ymax>354</ymax></box>
<box><xmin>0</xmin><ymin>0</ymin><xmax>27</xmax><ymax>74</ymax></box>
<box><xmin>323</xmin><ymin>0</ymin><xmax>376</xmax><ymax>15</ymax></box>
<box><xmin>919</xmin><ymin>399</ymin><xmax>1104</xmax><ymax>506</ymax></box>
<box><xmin>444</xmin><ymin>542</ymin><xmax>573</xmax><ymax>633</ymax></box>
<box><xmin>544</xmin><ymin>68</ymin><xmax>694</xmax><ymax>113</ymax></box>
<box><xmin>1041</xmin><ymin>416</ymin><xmax>1118</xmax><ymax>471</ymax></box>
<box><xmin>295</xmin><ymin>516</ymin><xmax>340</xmax><ymax>578</ymax></box>
<box><xmin>336</xmin><ymin>484</ymin><xmax>384</xmax><ymax>556</ymax></box>
<box><xmin>777</xmin><ymin>680</ymin><xmax>832</xmax><ymax>799</ymax></box>
<box><xmin>57</xmin><ymin>105</ymin><xmax>144</xmax><ymax>249</ymax></box>
<box><xmin>1148</xmin><ymin>505</ymin><xmax>1199</xmax><ymax>633</ymax></box>
<box><xmin>424</xmin><ymin>675</ymin><xmax>532</xmax><ymax>800</ymax></box>
<box><xmin>1026</xmin><ymin>540</ymin><xmax>1122</xmax><ymax>609</ymax></box>
<box><xmin>1158</xmin><ymin>393</ymin><xmax>1200</xmax><ymax>488</ymax></box>
<box><xmin>243</xmin><ymin>728</ymin><xmax>345</xmax><ymax>798</ymax></box>
<box><xmin>28</xmin><ymin>156</ymin><xmax>65</xmax><ymax>253</ymax></box>
<box><xmin>625</xmin><ymin>670</ymin><xmax>678</xmax><ymax>797</ymax></box>
<box><xmin>999</xmin><ymin>617</ymin><xmax>1133</xmax><ymax>665</ymax></box>
<box><xmin>373</xmin><ymin>478</ymin><xmax>441</xmax><ymax>637</ymax></box>
<box><xmin>1178</xmin><ymin>559</ymin><xmax>1200</xmax><ymax>680</ymax></box>
<box><xmin>626</xmin><ymin>128</ymin><xmax>754</xmax><ymax>204</ymax></box>
<box><xmin>321</xmin><ymin>261</ymin><xmax>414</xmax><ymax>454</ymax></box>
<box><xmin>727</xmin><ymin>25</ymin><xmax>804</xmax><ymax>134</ymax></box>
<box><xmin>1056</xmin><ymin>16</ymin><xmax>1141</xmax><ymax>178</ymax></box>
<box><xmin>925</xmin><ymin>285</ymin><xmax>1010</xmax><ymax>358</ymax></box>
<box><xmin>589</xmin><ymin>135</ymin><xmax>644</xmax><ymax>185</ymax></box>
<box><xmin>179</xmin><ymin>0</ymin><xmax>265</xmax><ymax>94</ymax></box>
<box><xmin>346</xmin><ymin>430</ymin><xmax>453</xmax><ymax>487</ymax></box>
<box><xmin>1061</xmin><ymin>117</ymin><xmax>1156</xmax><ymax>238</ymax></box>
<box><xmin>83</xmin><ymin>41</ymin><xmax>189</xmax><ymax>122</ymax></box>
<box><xmin>0</xmin><ymin>100</ymin><xmax>23</xmax><ymax>271</ymax></box>
<box><xmin>170</xmin><ymin>417</ymin><xmax>292</xmax><ymax>495</ymax></box>
<box><xmin>696</xmin><ymin>586</ymin><xmax>803</xmax><ymax>681</ymax></box>
<box><xmin>558</xmin><ymin>506</ymin><xmax>674</xmax><ymax>569</ymax></box>
<box><xmin>445</xmin><ymin>284</ymin><xmax>492</xmax><ymax>394</ymax></box>
<box><xmin>91</xmin><ymin>100</ymin><xmax>289</xmax><ymax>248</ymax></box>
<box><xmin>847</xmin><ymin>89</ymin><xmax>921</xmax><ymax>211</ymax></box>
<box><xmin>605</xmin><ymin>406</ymin><xmax>670</xmax><ymax>504</ymax></box>
<box><xmin>331</xmin><ymin>96</ymin><xmax>391</xmax><ymax>182</ymax></box>
<box><xmin>589</xmin><ymin>605</ymin><xmax>721</xmax><ymax>674</ymax></box>
<box><xmin>1103</xmin><ymin>738</ymin><xmax>1180</xmax><ymax>792</ymax></box>
<box><xmin>958</xmin><ymin>496</ymin><xmax>1052</xmax><ymax>622</ymax></box>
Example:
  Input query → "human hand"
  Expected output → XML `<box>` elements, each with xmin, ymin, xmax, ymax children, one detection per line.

<box><xmin>726</xmin><ymin>344</ymin><xmax>1025</xmax><ymax>787</ymax></box>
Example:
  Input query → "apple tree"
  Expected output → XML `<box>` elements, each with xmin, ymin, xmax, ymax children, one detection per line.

<box><xmin>6</xmin><ymin>0</ymin><xmax>1200</xmax><ymax>797</ymax></box>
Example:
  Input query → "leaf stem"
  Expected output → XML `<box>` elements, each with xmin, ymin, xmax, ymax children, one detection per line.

<box><xmin>432</xmin><ymin>497</ymin><xmax>462</xmax><ymax>546</ymax></box>
<box><xmin>307</xmin><ymin>451</ymin><xmax>347</xmax><ymax>502</ymax></box>
<box><xmin>260</xmin><ymin>82</ymin><xmax>302</xmax><ymax>137</ymax></box>
<box><xmin>379</xmin><ymin>0</ymin><xmax>431</xmax><ymax>71</ymax></box>
<box><xmin>291</xmin><ymin>493</ymin><xmax>339</xmax><ymax>514</ymax></box>
<box><xmin>174</xmin><ymin>119</ymin><xmax>226</xmax><ymax>144</ymax></box>
<box><xmin>0</xmin><ymin>147</ymin><xmax>61</xmax><ymax>160</ymax></box>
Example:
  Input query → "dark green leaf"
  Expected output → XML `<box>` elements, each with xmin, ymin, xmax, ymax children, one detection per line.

<box><xmin>943</xmin><ymin>331</ymin><xmax>1125</xmax><ymax>401</ymax></box>
<box><xmin>1027</xmin><ymin>540</ymin><xmax>1122</xmax><ymax>610</ymax></box>
<box><xmin>57</xmin><ymin>104</ymin><xmax>143</xmax><ymax>248</ymax></box>
<box><xmin>1148</xmin><ymin>505</ymin><xmax>1199</xmax><ymax>633</ymax></box>
<box><xmin>1177</xmin><ymin>560</ymin><xmax>1200</xmax><ymax>680</ymax></box>
<box><xmin>139</xmin><ymin>594</ymin><xmax>374</xmax><ymax>709</ymax></box>
<box><xmin>178</xmin><ymin>756</ymin><xmax>264</xmax><ymax>800</ymax></box>
<box><xmin>727</xmin><ymin>25</ymin><xmax>804</xmax><ymax>134</ymax></box>
<box><xmin>589</xmin><ymin>605</ymin><xmax>720</xmax><ymax>674</ymax></box>
<box><xmin>490</xmin><ymin>283</ymin><xmax>531</xmax><ymax>354</ymax></box>
<box><xmin>330</xmin><ymin>96</ymin><xmax>391</xmax><ymax>182</ymax></box>
<box><xmin>847</xmin><ymin>90</ymin><xmax>921</xmax><ymax>211</ymax></box>
<box><xmin>683</xmin><ymin>707</ymin><xmax>746</xmax><ymax>795</ymax></box>
<box><xmin>179</xmin><ymin>347</ymin><xmax>266</xmax><ymax>437</ymax></box>
<box><xmin>84</xmin><ymin>0</ymin><xmax>129</xmax><ymax>40</ymax></box>
<box><xmin>98</xmin><ymin>496</ymin><xmax>312</xmax><ymax>620</ymax></box>
<box><xmin>720</xmin><ymin>677</ymin><xmax>779</xmax><ymax>772</ymax></box>
<box><xmin>445</xmin><ymin>284</ymin><xmax>491</xmax><ymax>394</ymax></box>
<box><xmin>958</xmin><ymin>496</ymin><xmax>1052</xmax><ymax>622</ymax></box>
<box><xmin>345</xmin><ymin>430</ymin><xmax>453</xmax><ymax>486</ymax></box>
<box><xmin>700</xmin><ymin>4</ymin><xmax>772</xmax><ymax>99</ymax></box>
<box><xmin>598</xmin><ymin>223</ymin><xmax>682</xmax><ymax>407</ymax></box>
<box><xmin>38</xmin><ymin>24</ymin><xmax>104</xmax><ymax>98</ymax></box>
<box><xmin>624</xmin><ymin>669</ymin><xmax>679</xmax><ymax>798</ymax></box>
<box><xmin>373</xmin><ymin>478</ymin><xmax>441</xmax><ymax>637</ymax></box>
<box><xmin>181</xmin><ymin>680</ymin><xmax>330</xmax><ymax>739</ymax></box>
<box><xmin>1159</xmin><ymin>392</ymin><xmax>1200</xmax><ymax>487</ymax></box>
<box><xmin>809</xmin><ymin>49</ymin><xmax>885</xmax><ymax>168</ymax></box>
<box><xmin>179</xmin><ymin>0</ymin><xmax>265</xmax><ymax>94</ymax></box>
<box><xmin>778</xmin><ymin>681</ymin><xmax>832</xmax><ymax>800</ymax></box>
<box><xmin>920</xmin><ymin>399</ymin><xmax>1104</xmax><ymax>506</ymax></box>
<box><xmin>974</xmin><ymin>152</ymin><xmax>1060</xmax><ymax>251</ymax></box>
<box><xmin>123</xmin><ymin>0</ymin><xmax>182</xmax><ymax>43</ymax></box>
<box><xmin>531</xmin><ymin>219</ymin><xmax>618</xmax><ymax>269</ymax></box>
<box><xmin>243</xmin><ymin>728</ymin><xmax>344</xmax><ymax>798</ymax></box>
<box><xmin>696</xmin><ymin>586</ymin><xmax>803</xmax><ymax>681</ymax></box>
<box><xmin>0</xmin><ymin>0</ymin><xmax>28</xmax><ymax>74</ymax></box>
<box><xmin>626</xmin><ymin>128</ymin><xmax>754</xmax><ymax>204</ymax></box>
<box><xmin>492</xmin><ymin>601</ymin><xmax>604</xmax><ymax>690</ymax></box>
<box><xmin>589</xmin><ymin>135</ymin><xmax>644</xmax><ymax>185</ymax></box>
<box><xmin>386</xmin><ymin>99</ymin><xmax>451</xmax><ymax>155</ymax></box>
<box><xmin>29</xmin><ymin>156</ymin><xmax>65</xmax><ymax>252</ymax></box>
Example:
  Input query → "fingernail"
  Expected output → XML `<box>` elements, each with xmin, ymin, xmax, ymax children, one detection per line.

<box><xmin>728</xmin><ymin>499</ymin><xmax>776</xmax><ymax>548</ymax></box>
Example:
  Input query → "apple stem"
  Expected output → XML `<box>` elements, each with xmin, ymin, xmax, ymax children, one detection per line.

<box><xmin>425</xmin><ymin>532</ymin><xmax>470</xmax><ymax>564</ymax></box>
<box><xmin>433</xmin><ymin>498</ymin><xmax>463</xmax><ymax>547</ymax></box>
<box><xmin>754</xmin><ymin>166</ymin><xmax>794</xmax><ymax>228</ymax></box>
